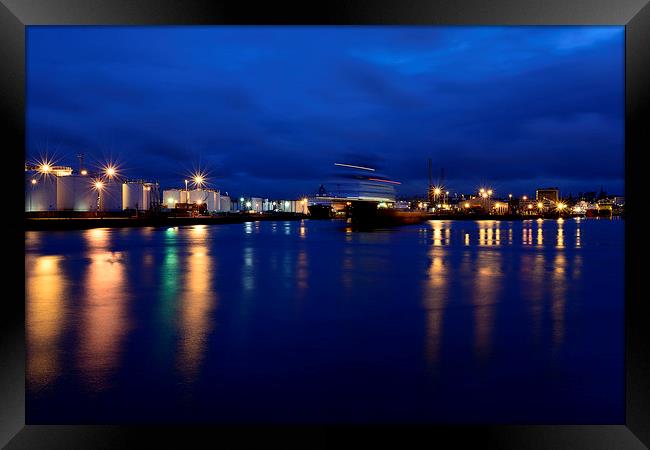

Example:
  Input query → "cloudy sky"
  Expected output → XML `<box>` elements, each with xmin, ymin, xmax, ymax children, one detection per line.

<box><xmin>27</xmin><ymin>26</ymin><xmax>624</xmax><ymax>198</ymax></box>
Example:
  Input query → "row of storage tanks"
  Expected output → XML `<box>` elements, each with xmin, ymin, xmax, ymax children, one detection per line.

<box><xmin>26</xmin><ymin>170</ymin><xmax>306</xmax><ymax>214</ymax></box>
<box><xmin>25</xmin><ymin>171</ymin><xmax>160</xmax><ymax>212</ymax></box>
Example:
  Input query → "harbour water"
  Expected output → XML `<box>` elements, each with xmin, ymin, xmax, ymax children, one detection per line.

<box><xmin>25</xmin><ymin>218</ymin><xmax>624</xmax><ymax>423</ymax></box>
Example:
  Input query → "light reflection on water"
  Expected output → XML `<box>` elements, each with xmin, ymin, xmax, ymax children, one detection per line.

<box><xmin>77</xmin><ymin>228</ymin><xmax>130</xmax><ymax>390</ymax></box>
<box><xmin>25</xmin><ymin>218</ymin><xmax>624</xmax><ymax>423</ymax></box>
<box><xmin>26</xmin><ymin>254</ymin><xmax>68</xmax><ymax>391</ymax></box>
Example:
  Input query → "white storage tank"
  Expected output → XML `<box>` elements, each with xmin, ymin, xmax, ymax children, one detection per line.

<box><xmin>123</xmin><ymin>183</ymin><xmax>141</xmax><ymax>210</ymax></box>
<box><xmin>99</xmin><ymin>181</ymin><xmax>123</xmax><ymax>211</ymax></box>
<box><xmin>123</xmin><ymin>182</ymin><xmax>157</xmax><ymax>210</ymax></box>
<box><xmin>25</xmin><ymin>172</ymin><xmax>57</xmax><ymax>211</ymax></box>
<box><xmin>56</xmin><ymin>175</ymin><xmax>98</xmax><ymax>211</ymax></box>
<box><xmin>163</xmin><ymin>189</ymin><xmax>183</xmax><ymax>208</ymax></box>
<box><xmin>189</xmin><ymin>189</ymin><xmax>218</xmax><ymax>211</ymax></box>
<box><xmin>219</xmin><ymin>195</ymin><xmax>231</xmax><ymax>212</ymax></box>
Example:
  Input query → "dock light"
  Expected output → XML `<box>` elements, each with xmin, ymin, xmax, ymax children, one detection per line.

<box><xmin>556</xmin><ymin>202</ymin><xmax>567</xmax><ymax>210</ymax></box>
<box><xmin>39</xmin><ymin>163</ymin><xmax>51</xmax><ymax>173</ymax></box>
<box><xmin>240</xmin><ymin>197</ymin><xmax>245</xmax><ymax>202</ymax></box>
<box><xmin>522</xmin><ymin>195</ymin><xmax>528</xmax><ymax>201</ymax></box>
<box><xmin>495</xmin><ymin>202</ymin><xmax>501</xmax><ymax>208</ymax></box>
<box><xmin>302</xmin><ymin>198</ymin><xmax>308</xmax><ymax>204</ymax></box>
<box><xmin>434</xmin><ymin>187</ymin><xmax>442</xmax><ymax>195</ymax></box>
<box><xmin>346</xmin><ymin>202</ymin><xmax>351</xmax><ymax>206</ymax></box>
<box><xmin>464</xmin><ymin>202</ymin><xmax>470</xmax><ymax>208</ymax></box>
<box><xmin>80</xmin><ymin>169</ymin><xmax>88</xmax><ymax>176</ymax></box>
<box><xmin>246</xmin><ymin>201</ymin><xmax>251</xmax><ymax>208</ymax></box>
<box><xmin>482</xmin><ymin>193</ymin><xmax>488</xmax><ymax>198</ymax></box>
<box><xmin>537</xmin><ymin>202</ymin><xmax>543</xmax><ymax>209</ymax></box>
<box><xmin>446</xmin><ymin>191</ymin><xmax>449</xmax><ymax>195</ymax></box>
<box><xmin>487</xmin><ymin>189</ymin><xmax>493</xmax><ymax>196</ymax></box>
<box><xmin>508</xmin><ymin>194</ymin><xmax>512</xmax><ymax>199</ymax></box>
<box><xmin>31</xmin><ymin>179</ymin><xmax>37</xmax><ymax>185</ymax></box>
<box><xmin>528</xmin><ymin>204</ymin><xmax>533</xmax><ymax>209</ymax></box>
<box><xmin>193</xmin><ymin>174</ymin><xmax>204</xmax><ymax>187</ymax></box>
<box><xmin>479</xmin><ymin>188</ymin><xmax>485</xmax><ymax>194</ymax></box>
<box><xmin>94</xmin><ymin>180</ymin><xmax>104</xmax><ymax>190</ymax></box>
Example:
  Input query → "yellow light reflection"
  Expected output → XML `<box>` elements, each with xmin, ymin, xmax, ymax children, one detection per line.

<box><xmin>432</xmin><ymin>221</ymin><xmax>444</xmax><ymax>246</ymax></box>
<box><xmin>551</xmin><ymin>253</ymin><xmax>567</xmax><ymax>350</ymax></box>
<box><xmin>423</xmin><ymin>247</ymin><xmax>448</xmax><ymax>368</ymax></box>
<box><xmin>77</xmin><ymin>229</ymin><xmax>129</xmax><ymax>390</ymax></box>
<box><xmin>472</xmin><ymin>251</ymin><xmax>501</xmax><ymax>360</ymax></box>
<box><xmin>26</xmin><ymin>255</ymin><xmax>68</xmax><ymax>391</ymax></box>
<box><xmin>177</xmin><ymin>233</ymin><xmax>216</xmax><ymax>383</ymax></box>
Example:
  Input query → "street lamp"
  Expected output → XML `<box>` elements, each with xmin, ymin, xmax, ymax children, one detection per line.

<box><xmin>29</xmin><ymin>179</ymin><xmax>37</xmax><ymax>211</ymax></box>
<box><xmin>184</xmin><ymin>179</ymin><xmax>189</xmax><ymax>203</ymax></box>
<box><xmin>93</xmin><ymin>180</ymin><xmax>104</xmax><ymax>212</ymax></box>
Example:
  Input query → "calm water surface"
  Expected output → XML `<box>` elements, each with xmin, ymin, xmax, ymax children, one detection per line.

<box><xmin>25</xmin><ymin>218</ymin><xmax>624</xmax><ymax>423</ymax></box>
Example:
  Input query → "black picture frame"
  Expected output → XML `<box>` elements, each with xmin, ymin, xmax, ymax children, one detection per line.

<box><xmin>2</xmin><ymin>1</ymin><xmax>648</xmax><ymax>448</ymax></box>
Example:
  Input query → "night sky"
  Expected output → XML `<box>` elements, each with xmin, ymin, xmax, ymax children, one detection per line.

<box><xmin>27</xmin><ymin>26</ymin><xmax>624</xmax><ymax>199</ymax></box>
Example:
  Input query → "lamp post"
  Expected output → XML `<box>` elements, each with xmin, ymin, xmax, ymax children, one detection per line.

<box><xmin>30</xmin><ymin>179</ymin><xmax>37</xmax><ymax>211</ymax></box>
<box><xmin>184</xmin><ymin>179</ymin><xmax>189</xmax><ymax>203</ymax></box>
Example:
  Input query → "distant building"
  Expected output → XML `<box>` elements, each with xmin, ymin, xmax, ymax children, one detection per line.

<box><xmin>536</xmin><ymin>187</ymin><xmax>559</xmax><ymax>203</ymax></box>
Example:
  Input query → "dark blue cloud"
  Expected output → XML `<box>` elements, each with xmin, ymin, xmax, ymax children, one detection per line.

<box><xmin>27</xmin><ymin>26</ymin><xmax>624</xmax><ymax>198</ymax></box>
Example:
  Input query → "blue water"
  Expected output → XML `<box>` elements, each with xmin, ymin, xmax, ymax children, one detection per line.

<box><xmin>25</xmin><ymin>218</ymin><xmax>624</xmax><ymax>423</ymax></box>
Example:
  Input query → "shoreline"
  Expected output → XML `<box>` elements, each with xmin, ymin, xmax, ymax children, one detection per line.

<box><xmin>24</xmin><ymin>212</ymin><xmax>620</xmax><ymax>232</ymax></box>
<box><xmin>24</xmin><ymin>213</ymin><xmax>308</xmax><ymax>231</ymax></box>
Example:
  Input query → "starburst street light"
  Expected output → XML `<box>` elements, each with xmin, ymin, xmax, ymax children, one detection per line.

<box><xmin>99</xmin><ymin>161</ymin><xmax>120</xmax><ymax>181</ymax></box>
<box><xmin>188</xmin><ymin>170</ymin><xmax>207</xmax><ymax>189</ymax></box>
